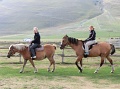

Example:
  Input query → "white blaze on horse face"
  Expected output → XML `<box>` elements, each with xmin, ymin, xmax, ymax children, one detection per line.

<box><xmin>61</xmin><ymin>40</ymin><xmax>63</xmax><ymax>45</ymax></box>
<box><xmin>9</xmin><ymin>45</ymin><xmax>13</xmax><ymax>50</ymax></box>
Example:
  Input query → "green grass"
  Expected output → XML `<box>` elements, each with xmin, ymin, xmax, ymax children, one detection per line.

<box><xmin>0</xmin><ymin>47</ymin><xmax>120</xmax><ymax>88</ymax></box>
<box><xmin>0</xmin><ymin>65</ymin><xmax>120</xmax><ymax>84</ymax></box>
<box><xmin>0</xmin><ymin>29</ymin><xmax>120</xmax><ymax>42</ymax></box>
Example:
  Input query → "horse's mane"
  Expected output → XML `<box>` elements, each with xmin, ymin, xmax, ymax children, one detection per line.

<box><xmin>9</xmin><ymin>44</ymin><xmax>28</xmax><ymax>51</ymax></box>
<box><xmin>68</xmin><ymin>37</ymin><xmax>79</xmax><ymax>45</ymax></box>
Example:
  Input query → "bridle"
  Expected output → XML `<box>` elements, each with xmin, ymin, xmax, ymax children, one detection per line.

<box><xmin>60</xmin><ymin>38</ymin><xmax>69</xmax><ymax>49</ymax></box>
<box><xmin>8</xmin><ymin>46</ymin><xmax>16</xmax><ymax>56</ymax></box>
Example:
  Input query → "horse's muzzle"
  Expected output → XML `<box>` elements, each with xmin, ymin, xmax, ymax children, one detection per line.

<box><xmin>60</xmin><ymin>45</ymin><xmax>64</xmax><ymax>49</ymax></box>
<box><xmin>7</xmin><ymin>55</ymin><xmax>11</xmax><ymax>58</ymax></box>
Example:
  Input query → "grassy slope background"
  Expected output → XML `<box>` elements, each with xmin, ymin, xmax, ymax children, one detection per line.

<box><xmin>0</xmin><ymin>0</ymin><xmax>103</xmax><ymax>41</ymax></box>
<box><xmin>0</xmin><ymin>0</ymin><xmax>120</xmax><ymax>42</ymax></box>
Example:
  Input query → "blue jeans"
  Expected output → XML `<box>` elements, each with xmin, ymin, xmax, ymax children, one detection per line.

<box><xmin>29</xmin><ymin>44</ymin><xmax>39</xmax><ymax>57</ymax></box>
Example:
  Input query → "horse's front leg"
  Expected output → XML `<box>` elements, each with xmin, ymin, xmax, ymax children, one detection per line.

<box><xmin>75</xmin><ymin>57</ymin><xmax>83</xmax><ymax>73</ymax></box>
<box><xmin>29</xmin><ymin>59</ymin><xmax>38</xmax><ymax>73</ymax></box>
<box><xmin>20</xmin><ymin>59</ymin><xmax>28</xmax><ymax>73</ymax></box>
<box><xmin>94</xmin><ymin>56</ymin><xmax>105</xmax><ymax>73</ymax></box>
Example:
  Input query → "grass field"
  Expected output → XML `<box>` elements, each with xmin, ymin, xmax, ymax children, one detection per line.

<box><xmin>0</xmin><ymin>46</ymin><xmax>120</xmax><ymax>89</ymax></box>
<box><xmin>0</xmin><ymin>56</ymin><xmax>120</xmax><ymax>89</ymax></box>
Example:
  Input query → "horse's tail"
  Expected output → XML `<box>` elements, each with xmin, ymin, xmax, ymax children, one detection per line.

<box><xmin>110</xmin><ymin>44</ymin><xmax>115</xmax><ymax>55</ymax></box>
<box><xmin>52</xmin><ymin>44</ymin><xmax>57</xmax><ymax>50</ymax></box>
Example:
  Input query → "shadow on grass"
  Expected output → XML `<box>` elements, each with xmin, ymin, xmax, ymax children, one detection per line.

<box><xmin>56</xmin><ymin>62</ymin><xmax>75</xmax><ymax>65</ymax></box>
<box><xmin>0</xmin><ymin>62</ymin><xmax>23</xmax><ymax>64</ymax></box>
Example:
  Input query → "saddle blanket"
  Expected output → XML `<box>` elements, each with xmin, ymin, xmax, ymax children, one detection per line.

<box><xmin>35</xmin><ymin>46</ymin><xmax>44</xmax><ymax>51</ymax></box>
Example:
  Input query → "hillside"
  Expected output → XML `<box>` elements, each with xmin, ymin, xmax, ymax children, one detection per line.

<box><xmin>79</xmin><ymin>0</ymin><xmax>120</xmax><ymax>37</ymax></box>
<box><xmin>64</xmin><ymin>0</ymin><xmax>120</xmax><ymax>40</ymax></box>
<box><xmin>0</xmin><ymin>0</ymin><xmax>103</xmax><ymax>37</ymax></box>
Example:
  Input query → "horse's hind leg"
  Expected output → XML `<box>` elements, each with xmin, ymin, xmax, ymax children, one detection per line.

<box><xmin>48</xmin><ymin>57</ymin><xmax>55</xmax><ymax>72</ymax></box>
<box><xmin>106</xmin><ymin>56</ymin><xmax>114</xmax><ymax>73</ymax></box>
<box><xmin>94</xmin><ymin>56</ymin><xmax>105</xmax><ymax>73</ymax></box>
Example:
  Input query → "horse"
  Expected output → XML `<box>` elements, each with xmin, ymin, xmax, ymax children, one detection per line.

<box><xmin>60</xmin><ymin>35</ymin><xmax>115</xmax><ymax>73</ymax></box>
<box><xmin>7</xmin><ymin>43</ymin><xmax>56</xmax><ymax>73</ymax></box>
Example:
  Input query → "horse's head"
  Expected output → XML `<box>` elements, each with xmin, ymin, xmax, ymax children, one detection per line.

<box><xmin>7</xmin><ymin>44</ymin><xmax>28</xmax><ymax>58</ymax></box>
<box><xmin>60</xmin><ymin>35</ymin><xmax>69</xmax><ymax>49</ymax></box>
<box><xmin>7</xmin><ymin>45</ymin><xmax>17</xmax><ymax>58</ymax></box>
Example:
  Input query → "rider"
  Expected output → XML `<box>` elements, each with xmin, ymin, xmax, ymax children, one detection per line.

<box><xmin>30</xmin><ymin>27</ymin><xmax>41</xmax><ymax>59</ymax></box>
<box><xmin>84</xmin><ymin>26</ymin><xmax>96</xmax><ymax>56</ymax></box>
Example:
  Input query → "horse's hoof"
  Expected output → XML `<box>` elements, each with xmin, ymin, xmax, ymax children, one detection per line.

<box><xmin>79</xmin><ymin>70</ymin><xmax>82</xmax><ymax>73</ymax></box>
<box><xmin>34</xmin><ymin>71</ymin><xmax>38</xmax><ymax>73</ymax></box>
<box><xmin>48</xmin><ymin>70</ymin><xmax>50</xmax><ymax>72</ymax></box>
<box><xmin>47</xmin><ymin>68</ymin><xmax>51</xmax><ymax>72</ymax></box>
<box><xmin>94</xmin><ymin>71</ymin><xmax>98</xmax><ymax>73</ymax></box>
<box><xmin>19</xmin><ymin>70</ymin><xmax>23</xmax><ymax>73</ymax></box>
<box><xmin>51</xmin><ymin>70</ymin><xmax>54</xmax><ymax>72</ymax></box>
<box><xmin>111</xmin><ymin>71</ymin><xmax>114</xmax><ymax>73</ymax></box>
<box><xmin>19</xmin><ymin>71</ymin><xmax>23</xmax><ymax>73</ymax></box>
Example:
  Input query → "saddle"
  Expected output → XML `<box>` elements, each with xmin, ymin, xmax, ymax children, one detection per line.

<box><xmin>82</xmin><ymin>41</ymin><xmax>97</xmax><ymax>58</ymax></box>
<box><xmin>82</xmin><ymin>41</ymin><xmax>98</xmax><ymax>51</ymax></box>
<box><xmin>29</xmin><ymin>44</ymin><xmax>44</xmax><ymax>52</ymax></box>
<box><xmin>35</xmin><ymin>46</ymin><xmax>44</xmax><ymax>51</ymax></box>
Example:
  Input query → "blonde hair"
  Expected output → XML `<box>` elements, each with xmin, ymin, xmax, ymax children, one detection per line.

<box><xmin>33</xmin><ymin>27</ymin><xmax>38</xmax><ymax>33</ymax></box>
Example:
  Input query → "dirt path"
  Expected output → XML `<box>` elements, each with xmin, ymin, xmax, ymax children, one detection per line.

<box><xmin>0</xmin><ymin>76</ymin><xmax>120</xmax><ymax>89</ymax></box>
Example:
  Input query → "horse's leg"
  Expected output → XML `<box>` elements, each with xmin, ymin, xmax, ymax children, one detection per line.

<box><xmin>29</xmin><ymin>59</ymin><xmax>38</xmax><ymax>73</ymax></box>
<box><xmin>75</xmin><ymin>57</ymin><xmax>83</xmax><ymax>73</ymax></box>
<box><xmin>52</xmin><ymin>59</ymin><xmax>55</xmax><ymax>72</ymax></box>
<box><xmin>79</xmin><ymin>59</ymin><xmax>83</xmax><ymax>73</ymax></box>
<box><xmin>106</xmin><ymin>56</ymin><xmax>114</xmax><ymax>73</ymax></box>
<box><xmin>48</xmin><ymin>62</ymin><xmax>52</xmax><ymax>72</ymax></box>
<box><xmin>20</xmin><ymin>59</ymin><xmax>27</xmax><ymax>73</ymax></box>
<box><xmin>48</xmin><ymin>57</ymin><xmax>55</xmax><ymax>72</ymax></box>
<box><xmin>94</xmin><ymin>56</ymin><xmax>105</xmax><ymax>73</ymax></box>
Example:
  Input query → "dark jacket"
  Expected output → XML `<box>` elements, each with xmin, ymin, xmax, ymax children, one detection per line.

<box><xmin>31</xmin><ymin>32</ymin><xmax>41</xmax><ymax>44</ymax></box>
<box><xmin>85</xmin><ymin>30</ymin><xmax>96</xmax><ymax>41</ymax></box>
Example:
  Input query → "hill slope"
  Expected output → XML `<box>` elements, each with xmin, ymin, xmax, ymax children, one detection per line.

<box><xmin>0</xmin><ymin>0</ymin><xmax>103</xmax><ymax>36</ymax></box>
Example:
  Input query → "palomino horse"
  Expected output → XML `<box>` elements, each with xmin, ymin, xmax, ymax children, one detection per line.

<box><xmin>60</xmin><ymin>35</ymin><xmax>115</xmax><ymax>73</ymax></box>
<box><xmin>7</xmin><ymin>44</ymin><xmax>56</xmax><ymax>73</ymax></box>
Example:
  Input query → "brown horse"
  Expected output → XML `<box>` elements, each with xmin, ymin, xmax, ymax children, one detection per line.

<box><xmin>7</xmin><ymin>44</ymin><xmax>56</xmax><ymax>73</ymax></box>
<box><xmin>60</xmin><ymin>35</ymin><xmax>115</xmax><ymax>73</ymax></box>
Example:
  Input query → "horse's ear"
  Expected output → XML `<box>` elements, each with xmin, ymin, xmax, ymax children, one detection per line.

<box><xmin>25</xmin><ymin>46</ymin><xmax>28</xmax><ymax>48</ymax></box>
<box><xmin>65</xmin><ymin>34</ymin><xmax>68</xmax><ymax>37</ymax></box>
<box><xmin>10</xmin><ymin>45</ymin><xmax>13</xmax><ymax>48</ymax></box>
<box><xmin>25</xmin><ymin>44</ymin><xmax>29</xmax><ymax>49</ymax></box>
